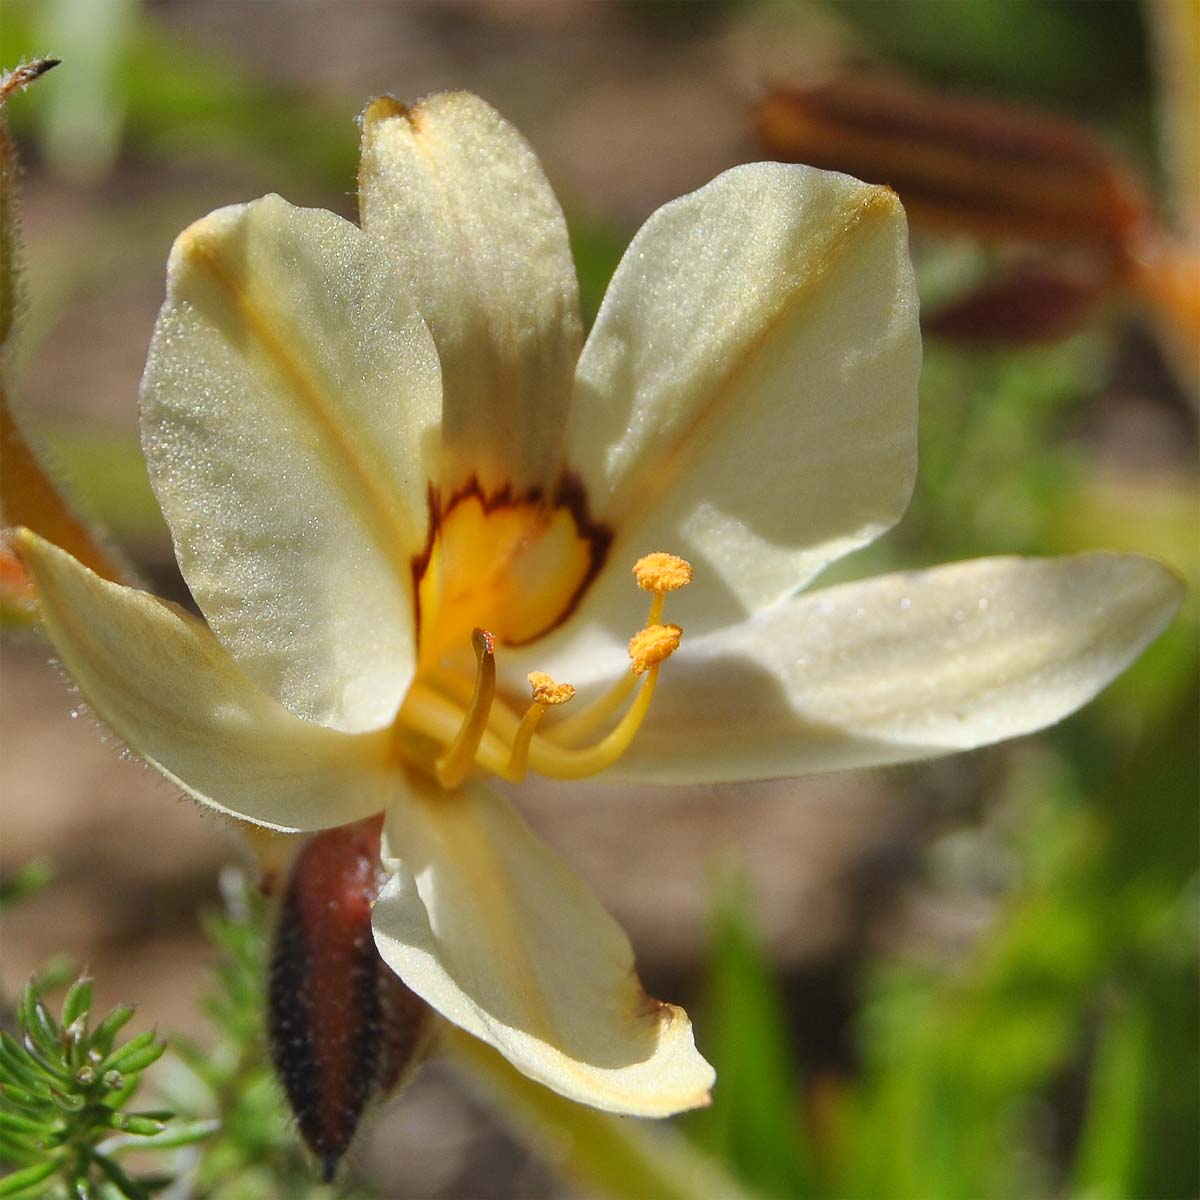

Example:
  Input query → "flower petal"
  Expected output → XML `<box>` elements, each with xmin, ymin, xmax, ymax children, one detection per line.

<box><xmin>373</xmin><ymin>781</ymin><xmax>714</xmax><ymax>1116</ymax></box>
<box><xmin>608</xmin><ymin>553</ymin><xmax>1184</xmax><ymax>783</ymax></box>
<box><xmin>18</xmin><ymin>530</ymin><xmax>396</xmax><ymax>832</ymax></box>
<box><xmin>563</xmin><ymin>163</ymin><xmax>920</xmax><ymax>641</ymax></box>
<box><xmin>141</xmin><ymin>194</ymin><xmax>441</xmax><ymax>733</ymax></box>
<box><xmin>358</xmin><ymin>92</ymin><xmax>582</xmax><ymax>496</ymax></box>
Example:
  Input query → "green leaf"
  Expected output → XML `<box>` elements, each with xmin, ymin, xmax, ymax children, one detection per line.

<box><xmin>104</xmin><ymin>1073</ymin><xmax>138</xmax><ymax>1111</ymax></box>
<box><xmin>13</xmin><ymin>1043</ymin><xmax>70</xmax><ymax>1089</ymax></box>
<box><xmin>1070</xmin><ymin>998</ymin><xmax>1150</xmax><ymax>1199</ymax></box>
<box><xmin>0</xmin><ymin>1083</ymin><xmax>53</xmax><ymax>1110</ymax></box>
<box><xmin>89</xmin><ymin>1005</ymin><xmax>135</xmax><ymax>1057</ymax></box>
<box><xmin>0</xmin><ymin>1110</ymin><xmax>53</xmax><ymax>1136</ymax></box>
<box><xmin>0</xmin><ymin>1035</ymin><xmax>51</xmax><ymax>1095</ymax></box>
<box><xmin>32</xmin><ymin>956</ymin><xmax>77</xmax><ymax>996</ymax></box>
<box><xmin>48</xmin><ymin>1087</ymin><xmax>86</xmax><ymax>1114</ymax></box>
<box><xmin>0</xmin><ymin>1159</ymin><xmax>60</xmax><ymax>1198</ymax></box>
<box><xmin>0</xmin><ymin>860</ymin><xmax>53</xmax><ymax>911</ymax></box>
<box><xmin>107</xmin><ymin>1113</ymin><xmax>166</xmax><ymax>1137</ymax></box>
<box><xmin>61</xmin><ymin>978</ymin><xmax>94</xmax><ymax>1030</ymax></box>
<box><xmin>101</xmin><ymin>1034</ymin><xmax>164</xmax><ymax>1076</ymax></box>
<box><xmin>692</xmin><ymin>879</ymin><xmax>816</xmax><ymax>1198</ymax></box>
<box><xmin>0</xmin><ymin>1128</ymin><xmax>41</xmax><ymax>1166</ymax></box>
<box><xmin>126</xmin><ymin>1110</ymin><xmax>174</xmax><ymax>1123</ymax></box>
<box><xmin>19</xmin><ymin>985</ymin><xmax>60</xmax><ymax>1058</ymax></box>
<box><xmin>105</xmin><ymin>1118</ymin><xmax>219</xmax><ymax>1154</ymax></box>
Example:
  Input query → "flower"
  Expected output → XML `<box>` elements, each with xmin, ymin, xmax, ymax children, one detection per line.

<box><xmin>14</xmin><ymin>92</ymin><xmax>1182</xmax><ymax>1119</ymax></box>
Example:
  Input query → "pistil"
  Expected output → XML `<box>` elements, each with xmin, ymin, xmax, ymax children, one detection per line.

<box><xmin>433</xmin><ymin>628</ymin><xmax>496</xmax><ymax>789</ymax></box>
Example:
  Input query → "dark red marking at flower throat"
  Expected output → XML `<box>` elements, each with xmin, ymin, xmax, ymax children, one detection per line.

<box><xmin>269</xmin><ymin>817</ymin><xmax>429</xmax><ymax>1182</ymax></box>
<box><xmin>410</xmin><ymin>471</ymin><xmax>613</xmax><ymax>647</ymax></box>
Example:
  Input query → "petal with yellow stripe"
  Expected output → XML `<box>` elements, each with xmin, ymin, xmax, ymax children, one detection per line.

<box><xmin>141</xmin><ymin>195</ymin><xmax>442</xmax><ymax>732</ymax></box>
<box><xmin>374</xmin><ymin>780</ymin><xmax>714</xmax><ymax>1117</ymax></box>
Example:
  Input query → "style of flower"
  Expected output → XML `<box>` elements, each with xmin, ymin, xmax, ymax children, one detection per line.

<box><xmin>15</xmin><ymin>93</ymin><xmax>1182</xmax><ymax>1119</ymax></box>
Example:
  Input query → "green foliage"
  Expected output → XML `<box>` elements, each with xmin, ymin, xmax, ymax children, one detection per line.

<box><xmin>0</xmin><ymin>860</ymin><xmax>53</xmax><ymax>911</ymax></box>
<box><xmin>28</xmin><ymin>0</ymin><xmax>138</xmax><ymax>184</ymax></box>
<box><xmin>830</xmin><ymin>0</ymin><xmax>1151</xmax><ymax>123</ymax></box>
<box><xmin>0</xmin><ymin>974</ymin><xmax>211</xmax><ymax>1200</ymax></box>
<box><xmin>693</xmin><ymin>660</ymin><xmax>1198</xmax><ymax>1200</ymax></box>
<box><xmin>3</xmin><ymin>1</ymin><xmax>358</xmax><ymax>199</ymax></box>
<box><xmin>0</xmin><ymin>872</ymin><xmax>375</xmax><ymax>1199</ymax></box>
<box><xmin>161</xmin><ymin>872</ymin><xmax>372</xmax><ymax>1200</ymax></box>
<box><xmin>690</xmin><ymin>881</ymin><xmax>816</xmax><ymax>1199</ymax></box>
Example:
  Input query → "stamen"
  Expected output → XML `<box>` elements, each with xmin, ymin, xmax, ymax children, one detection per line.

<box><xmin>505</xmin><ymin>672</ymin><xmax>575</xmax><ymax>783</ymax></box>
<box><xmin>634</xmin><ymin>552</ymin><xmax>692</xmax><ymax>626</ymax></box>
<box><xmin>633</xmin><ymin>552</ymin><xmax>693</xmax><ymax>593</ymax></box>
<box><xmin>541</xmin><ymin>672</ymin><xmax>637</xmax><ymax>747</ymax></box>
<box><xmin>400</xmin><ymin>551</ymin><xmax>694</xmax><ymax>786</ymax></box>
<box><xmin>628</xmin><ymin>623</ymin><xmax>682</xmax><ymax>675</ymax></box>
<box><xmin>544</xmin><ymin>552</ymin><xmax>693</xmax><ymax>747</ymax></box>
<box><xmin>525</xmin><ymin>662</ymin><xmax>665</xmax><ymax>780</ymax></box>
<box><xmin>433</xmin><ymin>629</ymin><xmax>496</xmax><ymax>790</ymax></box>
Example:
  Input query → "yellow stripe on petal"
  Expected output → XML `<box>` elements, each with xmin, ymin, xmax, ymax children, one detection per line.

<box><xmin>562</xmin><ymin>164</ymin><xmax>920</xmax><ymax>650</ymax></box>
<box><xmin>374</xmin><ymin>781</ymin><xmax>714</xmax><ymax>1117</ymax></box>
<box><xmin>142</xmin><ymin>195</ymin><xmax>442</xmax><ymax>733</ymax></box>
<box><xmin>359</xmin><ymin>92</ymin><xmax>581</xmax><ymax>497</ymax></box>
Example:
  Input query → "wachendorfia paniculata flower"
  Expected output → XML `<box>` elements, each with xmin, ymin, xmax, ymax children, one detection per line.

<box><xmin>14</xmin><ymin>92</ymin><xmax>1183</xmax><ymax>1137</ymax></box>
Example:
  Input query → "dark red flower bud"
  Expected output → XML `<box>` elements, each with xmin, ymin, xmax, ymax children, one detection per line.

<box><xmin>269</xmin><ymin>816</ymin><xmax>431</xmax><ymax>1181</ymax></box>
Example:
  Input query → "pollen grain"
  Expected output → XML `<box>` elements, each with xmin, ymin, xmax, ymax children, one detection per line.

<box><xmin>628</xmin><ymin>623</ymin><xmax>683</xmax><ymax>675</ymax></box>
<box><xmin>528</xmin><ymin>672</ymin><xmax>576</xmax><ymax>706</ymax></box>
<box><xmin>633</xmin><ymin>552</ymin><xmax>693</xmax><ymax>594</ymax></box>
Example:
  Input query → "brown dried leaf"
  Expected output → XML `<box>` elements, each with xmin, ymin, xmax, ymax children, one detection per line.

<box><xmin>754</xmin><ymin>74</ymin><xmax>1151</xmax><ymax>263</ymax></box>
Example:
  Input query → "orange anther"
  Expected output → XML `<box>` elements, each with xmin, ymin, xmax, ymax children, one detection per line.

<box><xmin>628</xmin><ymin>623</ymin><xmax>683</xmax><ymax>675</ymax></box>
<box><xmin>633</xmin><ymin>553</ymin><xmax>693</xmax><ymax>594</ymax></box>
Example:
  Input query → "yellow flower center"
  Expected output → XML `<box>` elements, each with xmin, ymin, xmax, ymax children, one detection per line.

<box><xmin>412</xmin><ymin>478</ymin><xmax>610</xmax><ymax>666</ymax></box>
<box><xmin>392</xmin><ymin>491</ymin><xmax>690</xmax><ymax>790</ymax></box>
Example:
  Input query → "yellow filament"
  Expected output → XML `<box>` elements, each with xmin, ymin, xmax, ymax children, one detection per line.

<box><xmin>504</xmin><ymin>703</ymin><xmax>546</xmax><ymax>783</ymax></box>
<box><xmin>540</xmin><ymin>582</ymin><xmax>672</xmax><ymax>747</ymax></box>
<box><xmin>400</xmin><ymin>681</ymin><xmax>512</xmax><ymax>774</ymax></box>
<box><xmin>505</xmin><ymin>672</ymin><xmax>575</xmax><ymax>782</ymax></box>
<box><xmin>524</xmin><ymin>664</ymin><xmax>664</xmax><ymax>780</ymax></box>
<box><xmin>422</xmin><ymin>661</ymin><xmax>523</xmax><ymax>747</ymax></box>
<box><xmin>541</xmin><ymin>671</ymin><xmax>638</xmax><ymax>747</ymax></box>
<box><xmin>404</xmin><ymin>664</ymin><xmax>661</xmax><ymax>783</ymax></box>
<box><xmin>402</xmin><ymin>551</ymin><xmax>693</xmax><ymax>786</ymax></box>
<box><xmin>433</xmin><ymin>629</ymin><xmax>497</xmax><ymax>789</ymax></box>
<box><xmin>403</xmin><ymin>671</ymin><xmax>660</xmax><ymax>783</ymax></box>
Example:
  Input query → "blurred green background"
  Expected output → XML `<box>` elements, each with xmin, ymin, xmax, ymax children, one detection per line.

<box><xmin>1</xmin><ymin>1</ymin><xmax>1196</xmax><ymax>1197</ymax></box>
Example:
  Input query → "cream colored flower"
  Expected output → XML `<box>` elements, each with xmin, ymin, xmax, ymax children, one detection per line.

<box><xmin>16</xmin><ymin>93</ymin><xmax>1182</xmax><ymax>1118</ymax></box>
